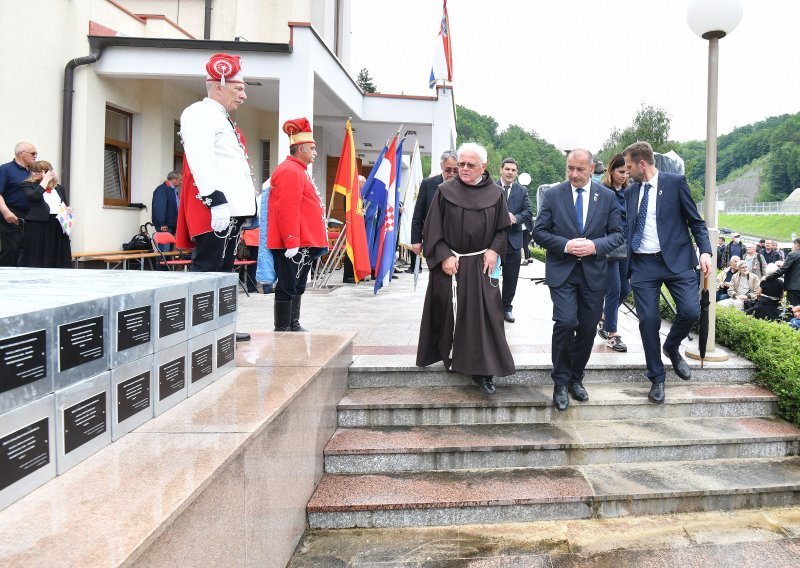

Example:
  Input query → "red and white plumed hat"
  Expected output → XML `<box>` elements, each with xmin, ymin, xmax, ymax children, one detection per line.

<box><xmin>282</xmin><ymin>118</ymin><xmax>314</xmax><ymax>146</ymax></box>
<box><xmin>206</xmin><ymin>53</ymin><xmax>244</xmax><ymax>86</ymax></box>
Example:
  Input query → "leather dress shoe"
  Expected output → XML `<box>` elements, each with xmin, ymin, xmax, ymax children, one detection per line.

<box><xmin>663</xmin><ymin>347</ymin><xmax>691</xmax><ymax>380</ymax></box>
<box><xmin>553</xmin><ymin>385</ymin><xmax>569</xmax><ymax>411</ymax></box>
<box><xmin>568</xmin><ymin>382</ymin><xmax>589</xmax><ymax>401</ymax></box>
<box><xmin>648</xmin><ymin>382</ymin><xmax>665</xmax><ymax>404</ymax></box>
<box><xmin>503</xmin><ymin>310</ymin><xmax>515</xmax><ymax>323</ymax></box>
<box><xmin>343</xmin><ymin>277</ymin><xmax>356</xmax><ymax>284</ymax></box>
<box><xmin>235</xmin><ymin>332</ymin><xmax>251</xmax><ymax>342</ymax></box>
<box><xmin>472</xmin><ymin>375</ymin><xmax>496</xmax><ymax>395</ymax></box>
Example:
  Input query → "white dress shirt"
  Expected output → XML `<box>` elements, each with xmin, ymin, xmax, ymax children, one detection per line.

<box><xmin>571</xmin><ymin>182</ymin><xmax>590</xmax><ymax>228</ymax></box>
<box><xmin>635</xmin><ymin>170</ymin><xmax>660</xmax><ymax>253</ymax></box>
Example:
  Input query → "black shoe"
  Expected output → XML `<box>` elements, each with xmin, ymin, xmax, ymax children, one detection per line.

<box><xmin>553</xmin><ymin>385</ymin><xmax>569</xmax><ymax>411</ymax></box>
<box><xmin>568</xmin><ymin>382</ymin><xmax>589</xmax><ymax>402</ymax></box>
<box><xmin>343</xmin><ymin>277</ymin><xmax>356</xmax><ymax>284</ymax></box>
<box><xmin>648</xmin><ymin>382</ymin><xmax>665</xmax><ymax>404</ymax></box>
<box><xmin>606</xmin><ymin>335</ymin><xmax>627</xmax><ymax>352</ymax></box>
<box><xmin>503</xmin><ymin>311</ymin><xmax>515</xmax><ymax>323</ymax></box>
<box><xmin>290</xmin><ymin>296</ymin><xmax>308</xmax><ymax>332</ymax></box>
<box><xmin>472</xmin><ymin>375</ymin><xmax>496</xmax><ymax>395</ymax></box>
<box><xmin>235</xmin><ymin>332</ymin><xmax>251</xmax><ymax>342</ymax></box>
<box><xmin>597</xmin><ymin>320</ymin><xmax>608</xmax><ymax>340</ymax></box>
<box><xmin>404</xmin><ymin>267</ymin><xmax>415</xmax><ymax>273</ymax></box>
<box><xmin>663</xmin><ymin>347</ymin><xmax>691</xmax><ymax>380</ymax></box>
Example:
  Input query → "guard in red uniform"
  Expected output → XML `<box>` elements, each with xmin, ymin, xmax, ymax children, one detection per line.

<box><xmin>267</xmin><ymin>118</ymin><xmax>328</xmax><ymax>331</ymax></box>
<box><xmin>176</xmin><ymin>52</ymin><xmax>257</xmax><ymax>341</ymax></box>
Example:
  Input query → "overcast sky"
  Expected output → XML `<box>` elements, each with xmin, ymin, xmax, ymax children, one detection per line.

<box><xmin>350</xmin><ymin>0</ymin><xmax>800</xmax><ymax>152</ymax></box>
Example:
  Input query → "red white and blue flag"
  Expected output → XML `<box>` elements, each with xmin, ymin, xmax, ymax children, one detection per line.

<box><xmin>429</xmin><ymin>0</ymin><xmax>453</xmax><ymax>88</ymax></box>
<box><xmin>373</xmin><ymin>135</ymin><xmax>403</xmax><ymax>294</ymax></box>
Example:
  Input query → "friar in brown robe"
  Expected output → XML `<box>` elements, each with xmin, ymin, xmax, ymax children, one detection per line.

<box><xmin>416</xmin><ymin>166</ymin><xmax>516</xmax><ymax>390</ymax></box>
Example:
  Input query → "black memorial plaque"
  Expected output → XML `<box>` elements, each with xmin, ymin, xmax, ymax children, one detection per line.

<box><xmin>0</xmin><ymin>329</ymin><xmax>46</xmax><ymax>394</ymax></box>
<box><xmin>158</xmin><ymin>299</ymin><xmax>186</xmax><ymax>338</ymax></box>
<box><xmin>117</xmin><ymin>306</ymin><xmax>151</xmax><ymax>352</ymax></box>
<box><xmin>63</xmin><ymin>392</ymin><xmax>107</xmax><ymax>454</ymax></box>
<box><xmin>192</xmin><ymin>292</ymin><xmax>214</xmax><ymax>327</ymax></box>
<box><xmin>217</xmin><ymin>285</ymin><xmax>237</xmax><ymax>317</ymax></box>
<box><xmin>59</xmin><ymin>316</ymin><xmax>104</xmax><ymax>372</ymax></box>
<box><xmin>216</xmin><ymin>334</ymin><xmax>235</xmax><ymax>367</ymax></box>
<box><xmin>117</xmin><ymin>372</ymin><xmax>151</xmax><ymax>423</ymax></box>
<box><xmin>158</xmin><ymin>357</ymin><xmax>185</xmax><ymax>401</ymax></box>
<box><xmin>191</xmin><ymin>345</ymin><xmax>213</xmax><ymax>384</ymax></box>
<box><xmin>0</xmin><ymin>417</ymin><xmax>50</xmax><ymax>491</ymax></box>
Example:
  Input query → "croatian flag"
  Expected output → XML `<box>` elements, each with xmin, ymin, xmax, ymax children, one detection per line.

<box><xmin>429</xmin><ymin>0</ymin><xmax>453</xmax><ymax>88</ymax></box>
<box><xmin>361</xmin><ymin>145</ymin><xmax>388</xmax><ymax>269</ymax></box>
<box><xmin>373</xmin><ymin>136</ymin><xmax>400</xmax><ymax>293</ymax></box>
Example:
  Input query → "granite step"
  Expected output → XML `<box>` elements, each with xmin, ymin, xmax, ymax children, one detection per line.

<box><xmin>337</xmin><ymin>383</ymin><xmax>778</xmax><ymax>426</ymax></box>
<box><xmin>324</xmin><ymin>416</ymin><xmax>800</xmax><ymax>474</ymax></box>
<box><xmin>307</xmin><ymin>456</ymin><xmax>800</xmax><ymax>529</ymax></box>
<box><xmin>348</xmin><ymin>354</ymin><xmax>757</xmax><ymax>389</ymax></box>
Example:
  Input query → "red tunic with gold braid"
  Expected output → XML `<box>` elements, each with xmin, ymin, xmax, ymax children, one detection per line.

<box><xmin>267</xmin><ymin>156</ymin><xmax>328</xmax><ymax>250</ymax></box>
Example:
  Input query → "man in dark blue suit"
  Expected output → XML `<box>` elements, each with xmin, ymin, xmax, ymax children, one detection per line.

<box><xmin>534</xmin><ymin>149</ymin><xmax>624</xmax><ymax>411</ymax></box>
<box><xmin>151</xmin><ymin>171</ymin><xmax>181</xmax><ymax>251</ymax></box>
<box><xmin>410</xmin><ymin>150</ymin><xmax>458</xmax><ymax>259</ymax></box>
<box><xmin>623</xmin><ymin>141</ymin><xmax>712</xmax><ymax>404</ymax></box>
<box><xmin>496</xmin><ymin>158</ymin><xmax>533</xmax><ymax>323</ymax></box>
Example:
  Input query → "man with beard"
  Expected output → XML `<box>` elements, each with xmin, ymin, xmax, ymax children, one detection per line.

<box><xmin>624</xmin><ymin>141</ymin><xmax>712</xmax><ymax>404</ymax></box>
<box><xmin>410</xmin><ymin>150</ymin><xmax>458</xmax><ymax>258</ymax></box>
<box><xmin>416</xmin><ymin>143</ymin><xmax>514</xmax><ymax>395</ymax></box>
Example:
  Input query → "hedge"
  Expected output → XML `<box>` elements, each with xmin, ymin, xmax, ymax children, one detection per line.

<box><xmin>530</xmin><ymin>246</ymin><xmax>546</xmax><ymax>262</ymax></box>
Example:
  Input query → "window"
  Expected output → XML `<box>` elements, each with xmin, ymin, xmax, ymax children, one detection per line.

<box><xmin>173</xmin><ymin>121</ymin><xmax>184</xmax><ymax>173</ymax></box>
<box><xmin>103</xmin><ymin>106</ymin><xmax>132</xmax><ymax>206</ymax></box>
<box><xmin>261</xmin><ymin>140</ymin><xmax>271</xmax><ymax>183</ymax></box>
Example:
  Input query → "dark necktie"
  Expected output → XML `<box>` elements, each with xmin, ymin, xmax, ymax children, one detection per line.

<box><xmin>575</xmin><ymin>188</ymin><xmax>585</xmax><ymax>233</ymax></box>
<box><xmin>504</xmin><ymin>185</ymin><xmax>511</xmax><ymax>200</ymax></box>
<box><xmin>630</xmin><ymin>182</ymin><xmax>652</xmax><ymax>252</ymax></box>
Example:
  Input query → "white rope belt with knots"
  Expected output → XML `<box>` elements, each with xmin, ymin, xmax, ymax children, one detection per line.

<box><xmin>448</xmin><ymin>248</ymin><xmax>487</xmax><ymax>359</ymax></box>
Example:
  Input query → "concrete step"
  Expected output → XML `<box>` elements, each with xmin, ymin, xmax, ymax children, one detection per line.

<box><xmin>348</xmin><ymin>354</ymin><xmax>756</xmax><ymax>389</ymax></box>
<box><xmin>338</xmin><ymin>383</ymin><xmax>778</xmax><ymax>426</ymax></box>
<box><xmin>324</xmin><ymin>416</ymin><xmax>800</xmax><ymax>474</ymax></box>
<box><xmin>307</xmin><ymin>456</ymin><xmax>800</xmax><ymax>529</ymax></box>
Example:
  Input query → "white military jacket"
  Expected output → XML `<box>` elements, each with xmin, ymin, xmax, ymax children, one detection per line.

<box><xmin>180</xmin><ymin>98</ymin><xmax>256</xmax><ymax>216</ymax></box>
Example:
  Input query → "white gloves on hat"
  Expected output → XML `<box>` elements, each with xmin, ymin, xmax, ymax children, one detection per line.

<box><xmin>284</xmin><ymin>247</ymin><xmax>299</xmax><ymax>258</ymax></box>
<box><xmin>210</xmin><ymin>204</ymin><xmax>231</xmax><ymax>232</ymax></box>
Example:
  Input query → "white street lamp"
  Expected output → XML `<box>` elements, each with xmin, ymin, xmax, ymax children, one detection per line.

<box><xmin>685</xmin><ymin>0</ymin><xmax>742</xmax><ymax>362</ymax></box>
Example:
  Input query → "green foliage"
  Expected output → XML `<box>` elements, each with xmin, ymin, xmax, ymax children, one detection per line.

<box><xmin>530</xmin><ymin>246</ymin><xmax>546</xmax><ymax>262</ymax></box>
<box><xmin>356</xmin><ymin>68</ymin><xmax>377</xmax><ymax>93</ymax></box>
<box><xmin>717</xmin><ymin>214</ymin><xmax>800</xmax><ymax>241</ymax></box>
<box><xmin>715</xmin><ymin>307</ymin><xmax>800</xmax><ymax>427</ymax></box>
<box><xmin>599</xmin><ymin>104</ymin><xmax>672</xmax><ymax>158</ymax></box>
<box><xmin>455</xmin><ymin>105</ymin><xmax>565</xmax><ymax>211</ymax></box>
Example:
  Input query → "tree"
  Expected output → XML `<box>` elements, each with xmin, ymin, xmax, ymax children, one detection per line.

<box><xmin>599</xmin><ymin>103</ymin><xmax>672</xmax><ymax>158</ymax></box>
<box><xmin>356</xmin><ymin>68</ymin><xmax>377</xmax><ymax>93</ymax></box>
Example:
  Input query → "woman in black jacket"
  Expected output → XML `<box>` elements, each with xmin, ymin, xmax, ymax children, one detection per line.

<box><xmin>20</xmin><ymin>160</ymin><xmax>72</xmax><ymax>268</ymax></box>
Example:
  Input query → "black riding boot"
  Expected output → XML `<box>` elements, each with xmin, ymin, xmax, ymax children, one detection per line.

<box><xmin>290</xmin><ymin>295</ymin><xmax>308</xmax><ymax>332</ymax></box>
<box><xmin>274</xmin><ymin>300</ymin><xmax>292</xmax><ymax>332</ymax></box>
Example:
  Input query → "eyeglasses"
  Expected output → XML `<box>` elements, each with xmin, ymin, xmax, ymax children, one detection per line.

<box><xmin>442</xmin><ymin>167</ymin><xmax>458</xmax><ymax>174</ymax></box>
<box><xmin>457</xmin><ymin>161</ymin><xmax>483</xmax><ymax>170</ymax></box>
<box><xmin>24</xmin><ymin>151</ymin><xmax>38</xmax><ymax>157</ymax></box>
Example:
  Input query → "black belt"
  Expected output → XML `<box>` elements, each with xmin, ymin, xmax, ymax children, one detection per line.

<box><xmin>635</xmin><ymin>251</ymin><xmax>662</xmax><ymax>258</ymax></box>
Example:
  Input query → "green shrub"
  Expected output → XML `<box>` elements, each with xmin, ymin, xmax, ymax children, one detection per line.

<box><xmin>530</xmin><ymin>246</ymin><xmax>546</xmax><ymax>262</ymax></box>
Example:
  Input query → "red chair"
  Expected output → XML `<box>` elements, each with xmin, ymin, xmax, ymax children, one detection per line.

<box><xmin>151</xmin><ymin>232</ymin><xmax>192</xmax><ymax>271</ymax></box>
<box><xmin>234</xmin><ymin>228</ymin><xmax>259</xmax><ymax>296</ymax></box>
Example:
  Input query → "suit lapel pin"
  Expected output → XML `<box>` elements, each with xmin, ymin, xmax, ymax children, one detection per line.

<box><xmin>658</xmin><ymin>190</ymin><xmax>663</xmax><ymax>196</ymax></box>
<box><xmin>593</xmin><ymin>192</ymin><xmax>598</xmax><ymax>202</ymax></box>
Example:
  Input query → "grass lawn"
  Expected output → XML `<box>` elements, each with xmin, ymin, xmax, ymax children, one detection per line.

<box><xmin>716</xmin><ymin>214</ymin><xmax>800</xmax><ymax>241</ymax></box>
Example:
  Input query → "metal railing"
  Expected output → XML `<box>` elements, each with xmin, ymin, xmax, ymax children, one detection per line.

<box><xmin>714</xmin><ymin>201</ymin><xmax>800</xmax><ymax>215</ymax></box>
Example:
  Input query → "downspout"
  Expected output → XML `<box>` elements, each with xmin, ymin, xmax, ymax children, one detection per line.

<box><xmin>62</xmin><ymin>44</ymin><xmax>104</xmax><ymax>202</ymax></box>
<box><xmin>204</xmin><ymin>0</ymin><xmax>213</xmax><ymax>39</ymax></box>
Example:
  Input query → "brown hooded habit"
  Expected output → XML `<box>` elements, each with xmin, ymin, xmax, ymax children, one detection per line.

<box><xmin>416</xmin><ymin>171</ymin><xmax>516</xmax><ymax>377</ymax></box>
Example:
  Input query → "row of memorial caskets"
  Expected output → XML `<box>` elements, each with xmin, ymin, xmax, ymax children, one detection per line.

<box><xmin>0</xmin><ymin>268</ymin><xmax>240</xmax><ymax>511</ymax></box>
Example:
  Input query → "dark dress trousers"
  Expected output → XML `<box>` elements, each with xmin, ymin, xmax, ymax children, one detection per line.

<box><xmin>496</xmin><ymin>180</ymin><xmax>533</xmax><ymax>312</ymax></box>
<box><xmin>625</xmin><ymin>172</ymin><xmax>711</xmax><ymax>384</ymax></box>
<box><xmin>533</xmin><ymin>181</ymin><xmax>624</xmax><ymax>387</ymax></box>
<box><xmin>410</xmin><ymin>174</ymin><xmax>444</xmax><ymax>245</ymax></box>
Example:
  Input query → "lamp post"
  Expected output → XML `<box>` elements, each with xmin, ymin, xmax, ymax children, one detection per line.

<box><xmin>685</xmin><ymin>0</ymin><xmax>742</xmax><ymax>361</ymax></box>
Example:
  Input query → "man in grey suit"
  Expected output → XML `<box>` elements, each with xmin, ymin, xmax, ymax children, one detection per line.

<box><xmin>496</xmin><ymin>158</ymin><xmax>533</xmax><ymax>322</ymax></box>
<box><xmin>411</xmin><ymin>150</ymin><xmax>458</xmax><ymax>258</ymax></box>
<box><xmin>533</xmin><ymin>149</ymin><xmax>624</xmax><ymax>411</ymax></box>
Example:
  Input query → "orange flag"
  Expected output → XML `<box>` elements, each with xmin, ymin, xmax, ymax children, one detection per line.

<box><xmin>332</xmin><ymin>120</ymin><xmax>371</xmax><ymax>281</ymax></box>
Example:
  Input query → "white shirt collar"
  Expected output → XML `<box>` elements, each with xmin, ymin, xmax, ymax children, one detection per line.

<box><xmin>571</xmin><ymin>181</ymin><xmax>591</xmax><ymax>193</ymax></box>
<box><xmin>644</xmin><ymin>169</ymin><xmax>659</xmax><ymax>188</ymax></box>
<box><xmin>203</xmin><ymin>97</ymin><xmax>227</xmax><ymax>115</ymax></box>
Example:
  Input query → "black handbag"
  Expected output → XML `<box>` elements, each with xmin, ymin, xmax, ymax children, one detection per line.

<box><xmin>606</xmin><ymin>241</ymin><xmax>628</xmax><ymax>261</ymax></box>
<box><xmin>122</xmin><ymin>223</ymin><xmax>154</xmax><ymax>251</ymax></box>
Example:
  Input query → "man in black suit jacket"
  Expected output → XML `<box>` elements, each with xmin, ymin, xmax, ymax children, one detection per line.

<box><xmin>533</xmin><ymin>149</ymin><xmax>624</xmax><ymax>411</ymax></box>
<box><xmin>623</xmin><ymin>141</ymin><xmax>712</xmax><ymax>404</ymax></box>
<box><xmin>151</xmin><ymin>171</ymin><xmax>181</xmax><ymax>248</ymax></box>
<box><xmin>496</xmin><ymin>158</ymin><xmax>533</xmax><ymax>322</ymax></box>
<box><xmin>411</xmin><ymin>150</ymin><xmax>458</xmax><ymax>258</ymax></box>
<box><xmin>764</xmin><ymin>237</ymin><xmax>800</xmax><ymax>306</ymax></box>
